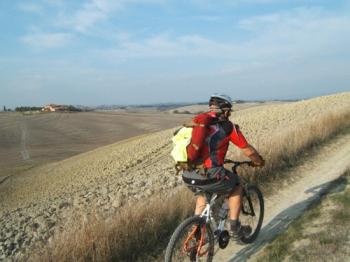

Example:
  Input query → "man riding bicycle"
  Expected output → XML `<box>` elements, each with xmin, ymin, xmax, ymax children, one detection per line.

<box><xmin>182</xmin><ymin>94</ymin><xmax>265</xmax><ymax>239</ymax></box>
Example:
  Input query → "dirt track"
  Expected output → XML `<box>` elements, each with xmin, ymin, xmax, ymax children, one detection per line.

<box><xmin>212</xmin><ymin>131</ymin><xmax>350</xmax><ymax>261</ymax></box>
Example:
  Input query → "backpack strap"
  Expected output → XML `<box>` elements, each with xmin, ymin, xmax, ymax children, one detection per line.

<box><xmin>174</xmin><ymin>162</ymin><xmax>205</xmax><ymax>176</ymax></box>
<box><xmin>183</xmin><ymin>122</ymin><xmax>206</xmax><ymax>128</ymax></box>
<box><xmin>172</xmin><ymin>121</ymin><xmax>206</xmax><ymax>136</ymax></box>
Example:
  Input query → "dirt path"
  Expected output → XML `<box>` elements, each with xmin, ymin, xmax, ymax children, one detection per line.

<box><xmin>213</xmin><ymin>132</ymin><xmax>350</xmax><ymax>262</ymax></box>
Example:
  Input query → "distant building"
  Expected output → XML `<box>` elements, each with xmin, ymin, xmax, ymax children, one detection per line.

<box><xmin>41</xmin><ymin>104</ymin><xmax>66</xmax><ymax>112</ymax></box>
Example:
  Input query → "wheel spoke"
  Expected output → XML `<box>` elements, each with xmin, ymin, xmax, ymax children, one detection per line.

<box><xmin>165</xmin><ymin>217</ymin><xmax>214</xmax><ymax>262</ymax></box>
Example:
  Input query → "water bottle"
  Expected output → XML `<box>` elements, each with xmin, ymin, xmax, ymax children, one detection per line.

<box><xmin>218</xmin><ymin>201</ymin><xmax>229</xmax><ymax>219</ymax></box>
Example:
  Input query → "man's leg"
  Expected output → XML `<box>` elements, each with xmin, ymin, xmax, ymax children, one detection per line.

<box><xmin>195</xmin><ymin>195</ymin><xmax>207</xmax><ymax>215</ymax></box>
<box><xmin>227</xmin><ymin>184</ymin><xmax>251</xmax><ymax>238</ymax></box>
<box><xmin>228</xmin><ymin>185</ymin><xmax>243</xmax><ymax>220</ymax></box>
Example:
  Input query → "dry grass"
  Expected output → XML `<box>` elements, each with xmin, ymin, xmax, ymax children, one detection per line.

<box><xmin>30</xmin><ymin>188</ymin><xmax>194</xmax><ymax>262</ymax></box>
<box><xmin>220</xmin><ymin>108</ymin><xmax>350</xmax><ymax>200</ymax></box>
<box><xmin>29</xmin><ymin>102</ymin><xmax>350</xmax><ymax>261</ymax></box>
<box><xmin>248</xmin><ymin>109</ymin><xmax>350</xmax><ymax>187</ymax></box>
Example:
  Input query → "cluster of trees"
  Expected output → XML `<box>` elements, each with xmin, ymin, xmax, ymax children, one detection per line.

<box><xmin>2</xmin><ymin>106</ymin><xmax>12</xmax><ymax>112</ymax></box>
<box><xmin>15</xmin><ymin>106</ymin><xmax>42</xmax><ymax>112</ymax></box>
<box><xmin>66</xmin><ymin>105</ymin><xmax>82</xmax><ymax>112</ymax></box>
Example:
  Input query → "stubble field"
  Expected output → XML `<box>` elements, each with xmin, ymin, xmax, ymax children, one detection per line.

<box><xmin>0</xmin><ymin>111</ymin><xmax>192</xmax><ymax>180</ymax></box>
<box><xmin>0</xmin><ymin>92</ymin><xmax>349</xmax><ymax>261</ymax></box>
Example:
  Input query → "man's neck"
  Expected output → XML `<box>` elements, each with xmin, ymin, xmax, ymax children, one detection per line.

<box><xmin>208</xmin><ymin>110</ymin><xmax>228</xmax><ymax>122</ymax></box>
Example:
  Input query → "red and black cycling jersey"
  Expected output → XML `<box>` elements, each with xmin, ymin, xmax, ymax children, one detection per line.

<box><xmin>187</xmin><ymin>112</ymin><xmax>248</xmax><ymax>168</ymax></box>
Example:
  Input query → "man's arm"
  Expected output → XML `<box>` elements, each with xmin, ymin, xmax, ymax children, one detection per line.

<box><xmin>242</xmin><ymin>145</ymin><xmax>265</xmax><ymax>167</ymax></box>
<box><xmin>229</xmin><ymin>124</ymin><xmax>264</xmax><ymax>167</ymax></box>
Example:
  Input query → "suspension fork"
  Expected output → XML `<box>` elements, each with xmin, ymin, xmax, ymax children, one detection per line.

<box><xmin>196</xmin><ymin>224</ymin><xmax>207</xmax><ymax>256</ymax></box>
<box><xmin>183</xmin><ymin>225</ymin><xmax>199</xmax><ymax>252</ymax></box>
<box><xmin>182</xmin><ymin>202</ymin><xmax>212</xmax><ymax>253</ymax></box>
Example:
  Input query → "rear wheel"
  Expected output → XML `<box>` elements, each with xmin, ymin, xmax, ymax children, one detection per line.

<box><xmin>239</xmin><ymin>185</ymin><xmax>264</xmax><ymax>243</ymax></box>
<box><xmin>165</xmin><ymin>216</ymin><xmax>215</xmax><ymax>262</ymax></box>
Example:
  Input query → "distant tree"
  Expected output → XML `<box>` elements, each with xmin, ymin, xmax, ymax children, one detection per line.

<box><xmin>67</xmin><ymin>105</ymin><xmax>82</xmax><ymax>112</ymax></box>
<box><xmin>3</xmin><ymin>106</ymin><xmax>6</xmax><ymax>112</ymax></box>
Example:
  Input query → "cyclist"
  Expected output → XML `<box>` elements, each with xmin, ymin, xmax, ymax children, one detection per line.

<box><xmin>182</xmin><ymin>93</ymin><xmax>265</xmax><ymax>239</ymax></box>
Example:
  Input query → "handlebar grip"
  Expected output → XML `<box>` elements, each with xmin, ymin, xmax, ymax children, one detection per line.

<box><xmin>224</xmin><ymin>160</ymin><xmax>253</xmax><ymax>167</ymax></box>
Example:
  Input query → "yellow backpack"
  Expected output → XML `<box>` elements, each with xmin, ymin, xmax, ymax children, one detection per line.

<box><xmin>170</xmin><ymin>126</ymin><xmax>193</xmax><ymax>163</ymax></box>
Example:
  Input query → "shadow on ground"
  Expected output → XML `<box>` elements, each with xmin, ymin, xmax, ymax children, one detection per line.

<box><xmin>228</xmin><ymin>176</ymin><xmax>347</xmax><ymax>262</ymax></box>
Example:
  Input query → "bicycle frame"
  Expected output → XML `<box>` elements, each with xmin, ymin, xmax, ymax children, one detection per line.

<box><xmin>199</xmin><ymin>183</ymin><xmax>256</xmax><ymax>238</ymax></box>
<box><xmin>199</xmin><ymin>193</ymin><xmax>226</xmax><ymax>235</ymax></box>
<box><xmin>165</xmin><ymin>160</ymin><xmax>264</xmax><ymax>262</ymax></box>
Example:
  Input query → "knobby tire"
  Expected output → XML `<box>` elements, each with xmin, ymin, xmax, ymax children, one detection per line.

<box><xmin>165</xmin><ymin>216</ymin><xmax>215</xmax><ymax>262</ymax></box>
<box><xmin>240</xmin><ymin>185</ymin><xmax>264</xmax><ymax>244</ymax></box>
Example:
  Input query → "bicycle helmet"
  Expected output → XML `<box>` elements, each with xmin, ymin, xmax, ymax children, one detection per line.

<box><xmin>209</xmin><ymin>93</ymin><xmax>233</xmax><ymax>111</ymax></box>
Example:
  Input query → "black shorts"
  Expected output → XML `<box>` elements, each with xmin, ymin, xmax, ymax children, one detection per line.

<box><xmin>182</xmin><ymin>167</ymin><xmax>240</xmax><ymax>195</ymax></box>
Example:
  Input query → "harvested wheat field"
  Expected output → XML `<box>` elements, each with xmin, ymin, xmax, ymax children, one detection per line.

<box><xmin>0</xmin><ymin>111</ymin><xmax>192</xmax><ymax>179</ymax></box>
<box><xmin>0</xmin><ymin>92</ymin><xmax>350</xmax><ymax>261</ymax></box>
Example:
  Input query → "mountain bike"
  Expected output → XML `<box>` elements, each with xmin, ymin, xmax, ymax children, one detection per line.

<box><xmin>165</xmin><ymin>160</ymin><xmax>264</xmax><ymax>262</ymax></box>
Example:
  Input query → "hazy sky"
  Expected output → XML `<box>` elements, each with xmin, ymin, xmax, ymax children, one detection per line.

<box><xmin>1</xmin><ymin>0</ymin><xmax>349</xmax><ymax>107</ymax></box>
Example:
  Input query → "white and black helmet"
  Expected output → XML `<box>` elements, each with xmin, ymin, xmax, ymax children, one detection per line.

<box><xmin>209</xmin><ymin>93</ymin><xmax>233</xmax><ymax>111</ymax></box>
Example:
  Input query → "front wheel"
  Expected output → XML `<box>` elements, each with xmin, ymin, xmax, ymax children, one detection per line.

<box><xmin>165</xmin><ymin>216</ymin><xmax>215</xmax><ymax>262</ymax></box>
<box><xmin>240</xmin><ymin>185</ymin><xmax>264</xmax><ymax>243</ymax></box>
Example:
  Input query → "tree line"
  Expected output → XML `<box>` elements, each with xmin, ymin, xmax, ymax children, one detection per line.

<box><xmin>2</xmin><ymin>105</ymin><xmax>83</xmax><ymax>112</ymax></box>
<box><xmin>15</xmin><ymin>106</ymin><xmax>43</xmax><ymax>112</ymax></box>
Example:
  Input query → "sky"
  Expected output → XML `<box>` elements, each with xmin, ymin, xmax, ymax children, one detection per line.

<box><xmin>0</xmin><ymin>0</ymin><xmax>349</xmax><ymax>107</ymax></box>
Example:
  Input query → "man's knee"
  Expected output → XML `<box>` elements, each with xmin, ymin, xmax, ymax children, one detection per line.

<box><xmin>229</xmin><ymin>184</ymin><xmax>242</xmax><ymax>196</ymax></box>
<box><xmin>195</xmin><ymin>195</ymin><xmax>207</xmax><ymax>215</ymax></box>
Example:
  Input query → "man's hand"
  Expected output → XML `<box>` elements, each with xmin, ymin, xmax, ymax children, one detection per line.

<box><xmin>250</xmin><ymin>157</ymin><xmax>265</xmax><ymax>167</ymax></box>
<box><xmin>242</xmin><ymin>144</ymin><xmax>265</xmax><ymax>167</ymax></box>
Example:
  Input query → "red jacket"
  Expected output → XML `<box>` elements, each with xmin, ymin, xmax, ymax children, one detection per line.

<box><xmin>187</xmin><ymin>112</ymin><xmax>248</xmax><ymax>168</ymax></box>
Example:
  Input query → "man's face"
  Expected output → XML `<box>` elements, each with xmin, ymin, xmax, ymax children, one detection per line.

<box><xmin>209</xmin><ymin>104</ymin><xmax>221</xmax><ymax>112</ymax></box>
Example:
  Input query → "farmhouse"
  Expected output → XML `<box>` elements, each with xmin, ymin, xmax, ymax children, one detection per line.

<box><xmin>41</xmin><ymin>104</ymin><xmax>66</xmax><ymax>112</ymax></box>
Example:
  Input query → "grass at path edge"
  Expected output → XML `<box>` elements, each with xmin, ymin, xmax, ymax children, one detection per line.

<box><xmin>254</xmin><ymin>169</ymin><xmax>350</xmax><ymax>262</ymax></box>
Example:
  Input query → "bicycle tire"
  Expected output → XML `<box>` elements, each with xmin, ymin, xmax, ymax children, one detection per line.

<box><xmin>165</xmin><ymin>216</ymin><xmax>215</xmax><ymax>262</ymax></box>
<box><xmin>240</xmin><ymin>185</ymin><xmax>264</xmax><ymax>243</ymax></box>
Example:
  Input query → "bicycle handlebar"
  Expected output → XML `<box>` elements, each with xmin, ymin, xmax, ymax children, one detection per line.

<box><xmin>224</xmin><ymin>159</ymin><xmax>252</xmax><ymax>165</ymax></box>
<box><xmin>224</xmin><ymin>160</ymin><xmax>253</xmax><ymax>174</ymax></box>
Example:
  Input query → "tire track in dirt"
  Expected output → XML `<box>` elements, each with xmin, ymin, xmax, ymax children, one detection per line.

<box><xmin>212</xmin><ymin>132</ymin><xmax>350</xmax><ymax>262</ymax></box>
<box><xmin>18</xmin><ymin>119</ymin><xmax>30</xmax><ymax>161</ymax></box>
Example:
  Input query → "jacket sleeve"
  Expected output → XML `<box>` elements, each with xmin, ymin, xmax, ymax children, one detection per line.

<box><xmin>187</xmin><ymin>114</ymin><xmax>211</xmax><ymax>163</ymax></box>
<box><xmin>230</xmin><ymin>124</ymin><xmax>248</xmax><ymax>148</ymax></box>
